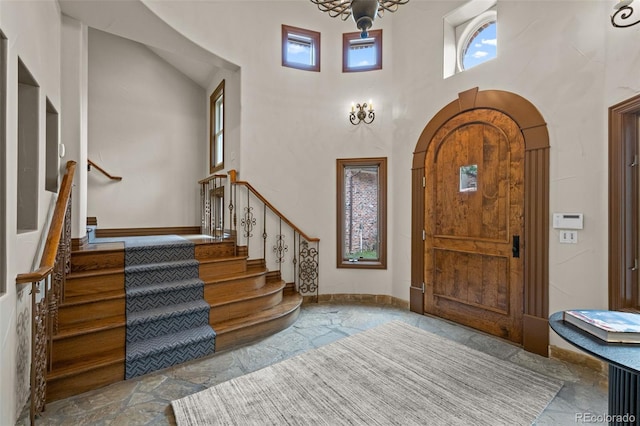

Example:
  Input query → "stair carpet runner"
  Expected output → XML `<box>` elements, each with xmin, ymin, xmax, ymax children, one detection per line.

<box><xmin>123</xmin><ymin>236</ymin><xmax>216</xmax><ymax>379</ymax></box>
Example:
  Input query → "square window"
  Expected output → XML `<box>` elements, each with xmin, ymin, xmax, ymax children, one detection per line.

<box><xmin>282</xmin><ymin>25</ymin><xmax>320</xmax><ymax>72</ymax></box>
<box><xmin>343</xmin><ymin>29</ymin><xmax>382</xmax><ymax>73</ymax></box>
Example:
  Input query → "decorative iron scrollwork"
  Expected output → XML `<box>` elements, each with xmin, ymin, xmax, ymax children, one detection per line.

<box><xmin>241</xmin><ymin>206</ymin><xmax>256</xmax><ymax>238</ymax></box>
<box><xmin>298</xmin><ymin>240</ymin><xmax>319</xmax><ymax>294</ymax></box>
<box><xmin>273</xmin><ymin>234</ymin><xmax>289</xmax><ymax>264</ymax></box>
<box><xmin>32</xmin><ymin>282</ymin><xmax>49</xmax><ymax>419</ymax></box>
<box><xmin>612</xmin><ymin>3</ymin><xmax>640</xmax><ymax>28</ymax></box>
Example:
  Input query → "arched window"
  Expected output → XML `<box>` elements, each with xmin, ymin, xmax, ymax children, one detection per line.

<box><xmin>456</xmin><ymin>10</ymin><xmax>497</xmax><ymax>72</ymax></box>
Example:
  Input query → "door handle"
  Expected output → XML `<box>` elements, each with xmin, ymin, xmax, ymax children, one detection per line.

<box><xmin>512</xmin><ymin>235</ymin><xmax>520</xmax><ymax>258</ymax></box>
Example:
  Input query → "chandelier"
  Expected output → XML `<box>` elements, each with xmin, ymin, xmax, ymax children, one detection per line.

<box><xmin>310</xmin><ymin>0</ymin><xmax>409</xmax><ymax>38</ymax></box>
<box><xmin>612</xmin><ymin>0</ymin><xmax>640</xmax><ymax>27</ymax></box>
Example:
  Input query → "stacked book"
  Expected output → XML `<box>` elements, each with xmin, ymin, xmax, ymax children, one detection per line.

<box><xmin>563</xmin><ymin>310</ymin><xmax>640</xmax><ymax>343</ymax></box>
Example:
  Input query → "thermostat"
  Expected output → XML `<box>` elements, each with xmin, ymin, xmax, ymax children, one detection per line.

<box><xmin>552</xmin><ymin>213</ymin><xmax>583</xmax><ymax>230</ymax></box>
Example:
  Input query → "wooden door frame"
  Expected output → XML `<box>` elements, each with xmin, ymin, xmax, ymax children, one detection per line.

<box><xmin>411</xmin><ymin>87</ymin><xmax>550</xmax><ymax>356</ymax></box>
<box><xmin>609</xmin><ymin>94</ymin><xmax>640</xmax><ymax>311</ymax></box>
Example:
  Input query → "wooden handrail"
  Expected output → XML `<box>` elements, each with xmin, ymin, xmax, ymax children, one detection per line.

<box><xmin>88</xmin><ymin>159</ymin><xmax>122</xmax><ymax>181</ymax></box>
<box><xmin>229</xmin><ymin>170</ymin><xmax>320</xmax><ymax>243</ymax></box>
<box><xmin>198</xmin><ymin>173</ymin><xmax>227</xmax><ymax>185</ymax></box>
<box><xmin>16</xmin><ymin>161</ymin><xmax>77</xmax><ymax>284</ymax></box>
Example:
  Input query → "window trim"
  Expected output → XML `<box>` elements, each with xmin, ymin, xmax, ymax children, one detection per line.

<box><xmin>609</xmin><ymin>94</ymin><xmax>640</xmax><ymax>313</ymax></box>
<box><xmin>456</xmin><ymin>10</ymin><xmax>497</xmax><ymax>72</ymax></box>
<box><xmin>442</xmin><ymin>0</ymin><xmax>497</xmax><ymax>78</ymax></box>
<box><xmin>336</xmin><ymin>157</ymin><xmax>387</xmax><ymax>269</ymax></box>
<box><xmin>282</xmin><ymin>24</ymin><xmax>321</xmax><ymax>72</ymax></box>
<box><xmin>209</xmin><ymin>80</ymin><xmax>224</xmax><ymax>174</ymax></box>
<box><xmin>342</xmin><ymin>29</ymin><xmax>382</xmax><ymax>73</ymax></box>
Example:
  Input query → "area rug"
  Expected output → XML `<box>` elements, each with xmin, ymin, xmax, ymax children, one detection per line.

<box><xmin>171</xmin><ymin>321</ymin><xmax>562</xmax><ymax>425</ymax></box>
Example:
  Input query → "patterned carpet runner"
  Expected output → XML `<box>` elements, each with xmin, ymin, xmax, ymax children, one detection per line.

<box><xmin>123</xmin><ymin>237</ymin><xmax>216</xmax><ymax>379</ymax></box>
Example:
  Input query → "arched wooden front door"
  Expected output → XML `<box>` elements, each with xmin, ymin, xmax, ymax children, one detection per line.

<box><xmin>411</xmin><ymin>88</ymin><xmax>550</xmax><ymax>355</ymax></box>
<box><xmin>425</xmin><ymin>108</ymin><xmax>524</xmax><ymax>343</ymax></box>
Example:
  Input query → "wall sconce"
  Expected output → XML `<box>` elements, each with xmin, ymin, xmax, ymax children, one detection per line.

<box><xmin>350</xmin><ymin>101</ymin><xmax>375</xmax><ymax>125</ymax></box>
<box><xmin>612</xmin><ymin>0</ymin><xmax>640</xmax><ymax>27</ymax></box>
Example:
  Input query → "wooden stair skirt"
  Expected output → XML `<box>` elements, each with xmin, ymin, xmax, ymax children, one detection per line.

<box><xmin>48</xmin><ymin>238</ymin><xmax>302</xmax><ymax>402</ymax></box>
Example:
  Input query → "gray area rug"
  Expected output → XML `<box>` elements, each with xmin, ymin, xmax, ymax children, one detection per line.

<box><xmin>171</xmin><ymin>321</ymin><xmax>562</xmax><ymax>425</ymax></box>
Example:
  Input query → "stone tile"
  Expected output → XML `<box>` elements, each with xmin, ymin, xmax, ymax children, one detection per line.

<box><xmin>111</xmin><ymin>401</ymin><xmax>171</xmax><ymax>425</ymax></box>
<box><xmin>18</xmin><ymin>302</ymin><xmax>608</xmax><ymax>426</ymax></box>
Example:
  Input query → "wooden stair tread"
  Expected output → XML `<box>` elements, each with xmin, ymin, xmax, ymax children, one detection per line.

<box><xmin>48</xmin><ymin>349</ymin><xmax>124</xmax><ymax>380</ymax></box>
<box><xmin>205</xmin><ymin>266</ymin><xmax>268</xmax><ymax>284</ymax></box>
<box><xmin>210</xmin><ymin>280</ymin><xmax>285</xmax><ymax>307</ymax></box>
<box><xmin>213</xmin><ymin>293</ymin><xmax>302</xmax><ymax>334</ymax></box>
<box><xmin>61</xmin><ymin>293</ymin><xmax>123</xmax><ymax>307</ymax></box>
<box><xmin>55</xmin><ymin>315</ymin><xmax>125</xmax><ymax>338</ymax></box>
<box><xmin>67</xmin><ymin>266</ymin><xmax>124</xmax><ymax>279</ymax></box>
<box><xmin>54</xmin><ymin>234</ymin><xmax>304</xmax><ymax>401</ymax></box>
<box><xmin>198</xmin><ymin>255</ymin><xmax>247</xmax><ymax>265</ymax></box>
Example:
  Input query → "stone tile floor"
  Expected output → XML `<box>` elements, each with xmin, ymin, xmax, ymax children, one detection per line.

<box><xmin>18</xmin><ymin>302</ymin><xmax>608</xmax><ymax>425</ymax></box>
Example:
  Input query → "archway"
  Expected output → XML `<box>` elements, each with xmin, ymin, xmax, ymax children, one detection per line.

<box><xmin>411</xmin><ymin>87</ymin><xmax>550</xmax><ymax>356</ymax></box>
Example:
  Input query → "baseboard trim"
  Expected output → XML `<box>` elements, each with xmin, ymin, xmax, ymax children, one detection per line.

<box><xmin>95</xmin><ymin>226</ymin><xmax>201</xmax><ymax>238</ymax></box>
<box><xmin>549</xmin><ymin>344</ymin><xmax>608</xmax><ymax>375</ymax></box>
<box><xmin>302</xmin><ymin>293</ymin><xmax>409</xmax><ymax>309</ymax></box>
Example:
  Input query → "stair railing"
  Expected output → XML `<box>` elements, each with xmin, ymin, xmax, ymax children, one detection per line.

<box><xmin>198</xmin><ymin>170</ymin><xmax>320</xmax><ymax>298</ymax></box>
<box><xmin>87</xmin><ymin>158</ymin><xmax>122</xmax><ymax>181</ymax></box>
<box><xmin>16</xmin><ymin>160</ymin><xmax>76</xmax><ymax>425</ymax></box>
<box><xmin>198</xmin><ymin>173</ymin><xmax>228</xmax><ymax>239</ymax></box>
<box><xmin>228</xmin><ymin>170</ymin><xmax>319</xmax><ymax>299</ymax></box>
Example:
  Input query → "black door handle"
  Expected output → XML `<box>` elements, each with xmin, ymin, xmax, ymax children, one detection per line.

<box><xmin>512</xmin><ymin>235</ymin><xmax>520</xmax><ymax>258</ymax></box>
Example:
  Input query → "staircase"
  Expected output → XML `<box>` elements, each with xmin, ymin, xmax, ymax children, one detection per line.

<box><xmin>123</xmin><ymin>239</ymin><xmax>215</xmax><ymax>379</ymax></box>
<box><xmin>47</xmin><ymin>235</ymin><xmax>302</xmax><ymax>402</ymax></box>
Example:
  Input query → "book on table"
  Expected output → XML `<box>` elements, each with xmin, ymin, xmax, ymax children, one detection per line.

<box><xmin>562</xmin><ymin>310</ymin><xmax>640</xmax><ymax>343</ymax></box>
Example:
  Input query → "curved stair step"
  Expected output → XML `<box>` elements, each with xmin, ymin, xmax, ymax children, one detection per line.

<box><xmin>209</xmin><ymin>280</ymin><xmax>285</xmax><ymax>323</ymax></box>
<box><xmin>127</xmin><ymin>300</ymin><xmax>211</xmax><ymax>343</ymax></box>
<box><xmin>126</xmin><ymin>278</ymin><xmax>204</xmax><ymax>312</ymax></box>
<box><xmin>125</xmin><ymin>259</ymin><xmax>200</xmax><ymax>288</ymax></box>
<box><xmin>46</xmin><ymin>349</ymin><xmax>124</xmax><ymax>402</ymax></box>
<box><xmin>126</xmin><ymin>325</ymin><xmax>216</xmax><ymax>379</ymax></box>
<box><xmin>213</xmin><ymin>293</ymin><xmax>302</xmax><ymax>352</ymax></box>
<box><xmin>204</xmin><ymin>267</ymin><xmax>268</xmax><ymax>299</ymax></box>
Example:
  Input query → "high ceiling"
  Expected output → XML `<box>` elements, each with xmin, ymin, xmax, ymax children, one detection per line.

<box><xmin>59</xmin><ymin>0</ymin><xmax>239</xmax><ymax>88</ymax></box>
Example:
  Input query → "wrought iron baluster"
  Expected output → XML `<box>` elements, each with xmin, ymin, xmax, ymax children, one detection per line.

<box><xmin>273</xmin><ymin>219</ymin><xmax>288</xmax><ymax>273</ymax></box>
<box><xmin>240</xmin><ymin>187</ymin><xmax>256</xmax><ymax>249</ymax></box>
<box><xmin>212</xmin><ymin>180</ymin><xmax>217</xmax><ymax>237</ymax></box>
<box><xmin>200</xmin><ymin>182</ymin><xmax>205</xmax><ymax>234</ymax></box>
<box><xmin>30</xmin><ymin>278</ymin><xmax>48</xmax><ymax>425</ymax></box>
<box><xmin>262</xmin><ymin>204</ymin><xmax>267</xmax><ymax>263</ymax></box>
<box><xmin>293</xmin><ymin>232</ymin><xmax>298</xmax><ymax>292</ymax></box>
<box><xmin>298</xmin><ymin>240</ymin><xmax>319</xmax><ymax>298</ymax></box>
<box><xmin>220</xmin><ymin>176</ymin><xmax>226</xmax><ymax>239</ymax></box>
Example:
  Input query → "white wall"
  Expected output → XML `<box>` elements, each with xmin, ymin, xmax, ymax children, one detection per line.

<box><xmin>87</xmin><ymin>28</ymin><xmax>206</xmax><ymax>228</ymax></box>
<box><xmin>145</xmin><ymin>0</ymin><xmax>397</xmax><ymax>297</ymax></box>
<box><xmin>391</xmin><ymin>0</ymin><xmax>637</xmax><ymax>351</ymax></box>
<box><xmin>0</xmin><ymin>0</ymin><xmax>62</xmax><ymax>422</ymax></box>
<box><xmin>145</xmin><ymin>0</ymin><xmax>640</xmax><ymax>353</ymax></box>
